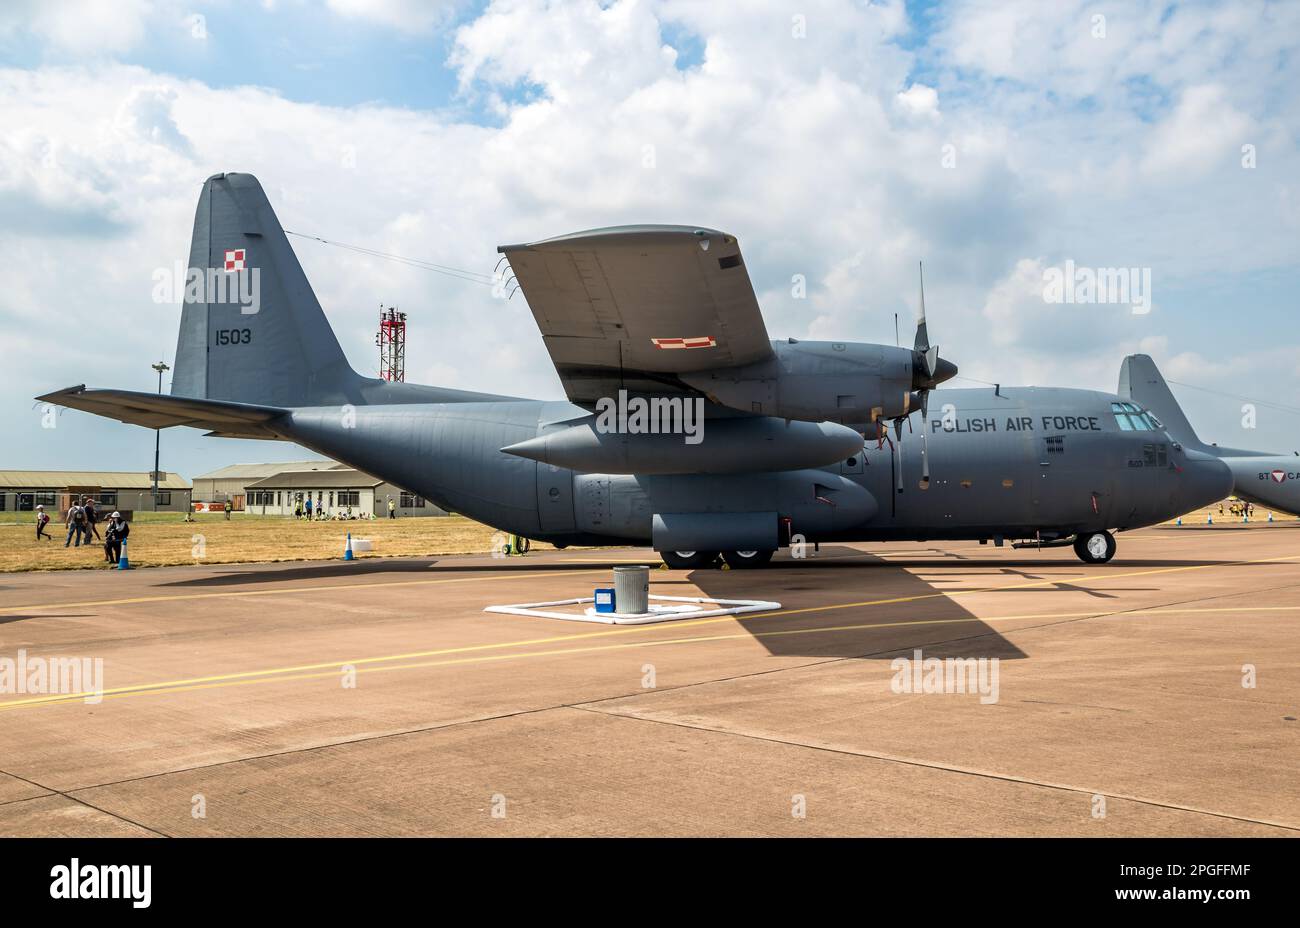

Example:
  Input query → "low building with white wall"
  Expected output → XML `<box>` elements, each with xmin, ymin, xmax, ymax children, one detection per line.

<box><xmin>243</xmin><ymin>469</ymin><xmax>446</xmax><ymax>518</ymax></box>
<box><xmin>194</xmin><ymin>461</ymin><xmax>447</xmax><ymax>517</ymax></box>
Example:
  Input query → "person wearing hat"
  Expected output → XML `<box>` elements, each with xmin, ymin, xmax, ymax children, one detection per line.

<box><xmin>35</xmin><ymin>504</ymin><xmax>52</xmax><ymax>541</ymax></box>
<box><xmin>83</xmin><ymin>496</ymin><xmax>102</xmax><ymax>542</ymax></box>
<box><xmin>103</xmin><ymin>511</ymin><xmax>130</xmax><ymax>566</ymax></box>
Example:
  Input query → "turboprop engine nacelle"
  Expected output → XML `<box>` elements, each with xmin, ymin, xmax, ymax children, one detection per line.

<box><xmin>502</xmin><ymin>415</ymin><xmax>864</xmax><ymax>475</ymax></box>
<box><xmin>679</xmin><ymin>339</ymin><xmax>956</xmax><ymax>425</ymax></box>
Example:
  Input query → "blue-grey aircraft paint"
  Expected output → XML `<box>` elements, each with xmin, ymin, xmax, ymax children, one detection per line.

<box><xmin>1120</xmin><ymin>354</ymin><xmax>1300</xmax><ymax>516</ymax></box>
<box><xmin>38</xmin><ymin>175</ymin><xmax>1232</xmax><ymax>564</ymax></box>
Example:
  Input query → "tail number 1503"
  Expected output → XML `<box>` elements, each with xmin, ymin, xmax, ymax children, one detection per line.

<box><xmin>215</xmin><ymin>328</ymin><xmax>252</xmax><ymax>345</ymax></box>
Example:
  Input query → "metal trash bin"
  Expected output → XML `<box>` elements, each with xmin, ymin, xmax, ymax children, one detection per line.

<box><xmin>613</xmin><ymin>565</ymin><xmax>650</xmax><ymax>615</ymax></box>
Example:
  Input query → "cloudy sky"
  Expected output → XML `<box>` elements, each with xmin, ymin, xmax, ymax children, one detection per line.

<box><xmin>2</xmin><ymin>0</ymin><xmax>1297</xmax><ymax>480</ymax></box>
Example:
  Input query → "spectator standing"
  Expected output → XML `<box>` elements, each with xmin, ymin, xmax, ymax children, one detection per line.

<box><xmin>65</xmin><ymin>501</ymin><xmax>86</xmax><ymax>547</ymax></box>
<box><xmin>83</xmin><ymin>496</ymin><xmax>102</xmax><ymax>541</ymax></box>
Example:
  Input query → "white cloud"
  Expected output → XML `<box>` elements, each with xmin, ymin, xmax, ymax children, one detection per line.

<box><xmin>896</xmin><ymin>83</ymin><xmax>939</xmax><ymax>118</ymax></box>
<box><xmin>113</xmin><ymin>86</ymin><xmax>195</xmax><ymax>155</ymax></box>
<box><xmin>325</xmin><ymin>0</ymin><xmax>465</xmax><ymax>34</ymax></box>
<box><xmin>1140</xmin><ymin>84</ymin><xmax>1250</xmax><ymax>179</ymax></box>
<box><xmin>0</xmin><ymin>0</ymin><xmax>165</xmax><ymax>55</ymax></box>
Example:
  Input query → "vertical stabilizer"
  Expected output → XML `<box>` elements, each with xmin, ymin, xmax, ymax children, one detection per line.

<box><xmin>1118</xmin><ymin>354</ymin><xmax>1205</xmax><ymax>450</ymax></box>
<box><xmin>172</xmin><ymin>173</ymin><xmax>359</xmax><ymax>406</ymax></box>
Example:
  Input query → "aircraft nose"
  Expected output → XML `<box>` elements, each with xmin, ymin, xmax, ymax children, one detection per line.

<box><xmin>1179</xmin><ymin>449</ymin><xmax>1233</xmax><ymax>510</ymax></box>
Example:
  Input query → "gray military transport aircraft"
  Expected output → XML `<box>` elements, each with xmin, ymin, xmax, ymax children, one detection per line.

<box><xmin>1120</xmin><ymin>354</ymin><xmax>1299</xmax><ymax>516</ymax></box>
<box><xmin>37</xmin><ymin>173</ymin><xmax>1231</xmax><ymax>567</ymax></box>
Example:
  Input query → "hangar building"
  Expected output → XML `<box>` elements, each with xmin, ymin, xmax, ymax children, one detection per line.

<box><xmin>191</xmin><ymin>460</ymin><xmax>344</xmax><ymax>505</ymax></box>
<box><xmin>0</xmin><ymin>470</ymin><xmax>193</xmax><ymax>514</ymax></box>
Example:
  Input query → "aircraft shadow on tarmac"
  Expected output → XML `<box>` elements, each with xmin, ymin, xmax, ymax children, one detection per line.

<box><xmin>680</xmin><ymin>547</ymin><xmax>1033</xmax><ymax>662</ymax></box>
<box><xmin>682</xmin><ymin>545</ymin><xmax>1258</xmax><ymax>660</ymax></box>
<box><xmin>0</xmin><ymin>614</ymin><xmax>93</xmax><ymax>627</ymax></box>
<box><xmin>153</xmin><ymin>557</ymin><xmax>623</xmax><ymax>588</ymax></box>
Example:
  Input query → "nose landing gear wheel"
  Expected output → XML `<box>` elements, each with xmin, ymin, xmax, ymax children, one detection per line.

<box><xmin>721</xmin><ymin>549</ymin><xmax>775</xmax><ymax>569</ymax></box>
<box><xmin>1073</xmin><ymin>530</ymin><xmax>1116</xmax><ymax>564</ymax></box>
<box><xmin>660</xmin><ymin>550</ymin><xmax>720</xmax><ymax>570</ymax></box>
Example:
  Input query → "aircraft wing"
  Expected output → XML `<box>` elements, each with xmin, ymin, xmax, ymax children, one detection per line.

<box><xmin>36</xmin><ymin>385</ymin><xmax>288</xmax><ymax>440</ymax></box>
<box><xmin>498</xmin><ymin>225</ymin><xmax>774</xmax><ymax>404</ymax></box>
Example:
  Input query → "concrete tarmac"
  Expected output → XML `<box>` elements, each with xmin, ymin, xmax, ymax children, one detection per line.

<box><xmin>1</xmin><ymin>521</ymin><xmax>1297</xmax><ymax>836</ymax></box>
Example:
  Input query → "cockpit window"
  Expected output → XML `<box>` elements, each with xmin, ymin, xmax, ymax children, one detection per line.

<box><xmin>1111</xmin><ymin>402</ymin><xmax>1160</xmax><ymax>431</ymax></box>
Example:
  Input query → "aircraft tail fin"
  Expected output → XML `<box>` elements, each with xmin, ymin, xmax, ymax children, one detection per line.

<box><xmin>1117</xmin><ymin>354</ymin><xmax>1205</xmax><ymax>450</ymax></box>
<box><xmin>171</xmin><ymin>173</ymin><xmax>360</xmax><ymax>407</ymax></box>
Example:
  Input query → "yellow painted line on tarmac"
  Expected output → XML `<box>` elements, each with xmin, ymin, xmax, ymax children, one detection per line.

<box><xmin>3</xmin><ymin>552</ymin><xmax>1299</xmax><ymax>711</ymax></box>
<box><xmin>8</xmin><ymin>601</ymin><xmax>1300</xmax><ymax>711</ymax></box>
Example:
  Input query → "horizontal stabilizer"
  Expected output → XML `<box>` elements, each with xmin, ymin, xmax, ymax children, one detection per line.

<box><xmin>36</xmin><ymin>385</ymin><xmax>288</xmax><ymax>439</ymax></box>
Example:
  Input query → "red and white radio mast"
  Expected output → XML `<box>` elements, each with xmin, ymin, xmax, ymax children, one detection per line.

<box><xmin>376</xmin><ymin>306</ymin><xmax>407</xmax><ymax>382</ymax></box>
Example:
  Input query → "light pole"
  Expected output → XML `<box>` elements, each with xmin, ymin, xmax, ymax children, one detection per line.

<box><xmin>151</xmin><ymin>361</ymin><xmax>170</xmax><ymax>511</ymax></box>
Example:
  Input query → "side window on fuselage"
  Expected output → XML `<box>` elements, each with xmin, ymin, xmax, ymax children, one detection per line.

<box><xmin>1111</xmin><ymin>402</ymin><xmax>1159</xmax><ymax>431</ymax></box>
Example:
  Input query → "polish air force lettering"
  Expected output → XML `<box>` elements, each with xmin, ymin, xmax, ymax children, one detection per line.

<box><xmin>931</xmin><ymin>415</ymin><xmax>1104</xmax><ymax>434</ymax></box>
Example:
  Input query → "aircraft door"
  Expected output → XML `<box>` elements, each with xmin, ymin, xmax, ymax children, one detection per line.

<box><xmin>1032</xmin><ymin>430</ymin><xmax>1114</xmax><ymax>528</ymax></box>
<box><xmin>536</xmin><ymin>462</ymin><xmax>576</xmax><ymax>534</ymax></box>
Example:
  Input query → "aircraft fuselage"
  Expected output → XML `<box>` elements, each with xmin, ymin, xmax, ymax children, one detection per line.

<box><xmin>273</xmin><ymin>385</ymin><xmax>1231</xmax><ymax>547</ymax></box>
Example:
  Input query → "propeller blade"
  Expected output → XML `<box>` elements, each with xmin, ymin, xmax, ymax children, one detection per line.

<box><xmin>924</xmin><ymin>344</ymin><xmax>939</xmax><ymax>379</ymax></box>
<box><xmin>914</xmin><ymin>261</ymin><xmax>929</xmax><ymax>354</ymax></box>
<box><xmin>919</xmin><ymin>391</ymin><xmax>931</xmax><ymax>490</ymax></box>
<box><xmin>892</xmin><ymin>416</ymin><xmax>905</xmax><ymax>493</ymax></box>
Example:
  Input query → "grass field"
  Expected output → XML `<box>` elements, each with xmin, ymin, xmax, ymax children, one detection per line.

<box><xmin>0</xmin><ymin>512</ymin><xmax>554</xmax><ymax>572</ymax></box>
<box><xmin>0</xmin><ymin>503</ymin><xmax>1290</xmax><ymax>573</ymax></box>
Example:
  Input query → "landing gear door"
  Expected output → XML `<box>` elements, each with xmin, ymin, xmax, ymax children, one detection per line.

<box><xmin>536</xmin><ymin>462</ymin><xmax>576</xmax><ymax>534</ymax></box>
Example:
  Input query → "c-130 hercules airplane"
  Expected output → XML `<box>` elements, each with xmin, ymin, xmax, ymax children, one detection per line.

<box><xmin>38</xmin><ymin>174</ymin><xmax>1232</xmax><ymax>566</ymax></box>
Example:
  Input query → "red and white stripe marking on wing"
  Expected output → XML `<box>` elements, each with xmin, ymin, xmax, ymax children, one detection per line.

<box><xmin>651</xmin><ymin>336</ymin><xmax>717</xmax><ymax>350</ymax></box>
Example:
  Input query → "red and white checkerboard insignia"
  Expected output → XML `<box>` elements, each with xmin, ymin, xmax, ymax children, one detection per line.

<box><xmin>651</xmin><ymin>336</ymin><xmax>717</xmax><ymax>350</ymax></box>
<box><xmin>1271</xmin><ymin>469</ymin><xmax>1287</xmax><ymax>483</ymax></box>
<box><xmin>223</xmin><ymin>248</ymin><xmax>246</xmax><ymax>272</ymax></box>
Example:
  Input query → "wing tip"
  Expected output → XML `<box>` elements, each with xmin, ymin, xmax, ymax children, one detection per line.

<box><xmin>34</xmin><ymin>384</ymin><xmax>87</xmax><ymax>403</ymax></box>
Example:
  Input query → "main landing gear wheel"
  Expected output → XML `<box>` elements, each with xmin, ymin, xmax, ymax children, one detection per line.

<box><xmin>660</xmin><ymin>550</ymin><xmax>720</xmax><ymax>570</ymax></box>
<box><xmin>721</xmin><ymin>549</ymin><xmax>775</xmax><ymax>569</ymax></box>
<box><xmin>1073</xmin><ymin>530</ymin><xmax>1116</xmax><ymax>564</ymax></box>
